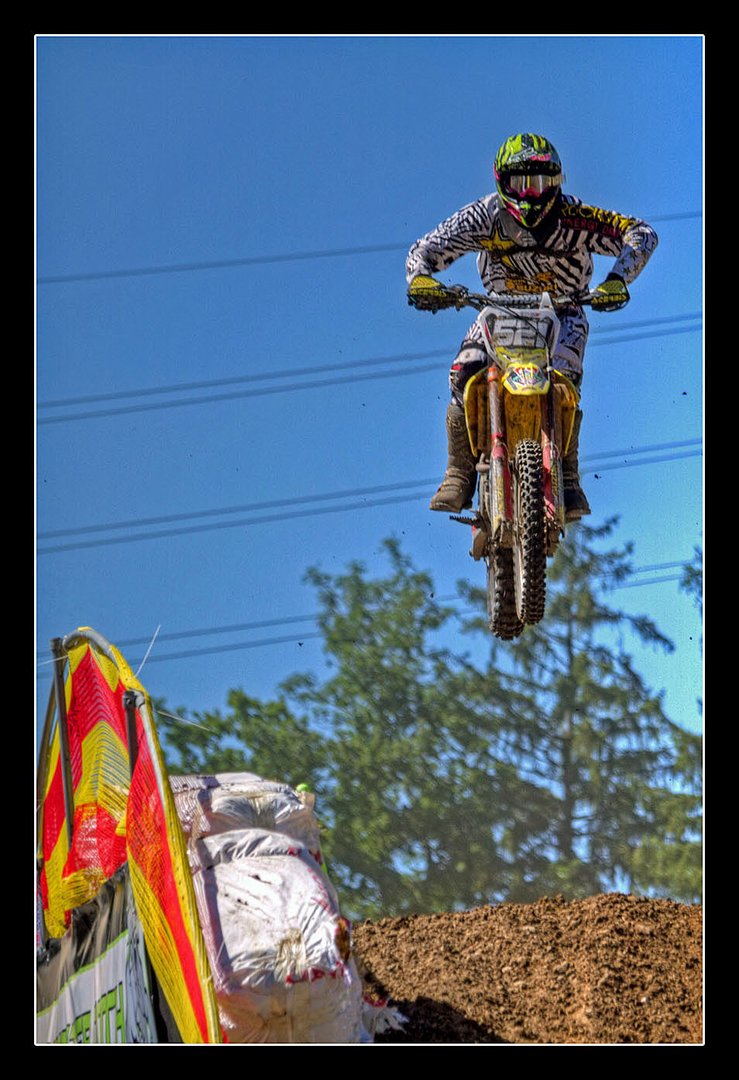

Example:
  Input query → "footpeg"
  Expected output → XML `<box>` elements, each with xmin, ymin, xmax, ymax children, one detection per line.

<box><xmin>470</xmin><ymin>526</ymin><xmax>489</xmax><ymax>561</ymax></box>
<box><xmin>449</xmin><ymin>513</ymin><xmax>489</xmax><ymax>560</ymax></box>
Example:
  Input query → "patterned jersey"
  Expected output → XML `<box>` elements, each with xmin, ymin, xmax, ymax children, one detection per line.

<box><xmin>406</xmin><ymin>192</ymin><xmax>658</xmax><ymax>298</ymax></box>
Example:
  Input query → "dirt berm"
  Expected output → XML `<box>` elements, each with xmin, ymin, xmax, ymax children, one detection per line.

<box><xmin>352</xmin><ymin>893</ymin><xmax>702</xmax><ymax>1044</ymax></box>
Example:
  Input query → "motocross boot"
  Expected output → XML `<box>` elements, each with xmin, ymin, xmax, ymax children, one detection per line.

<box><xmin>429</xmin><ymin>403</ymin><xmax>477</xmax><ymax>512</ymax></box>
<box><xmin>562</xmin><ymin>407</ymin><xmax>592</xmax><ymax>522</ymax></box>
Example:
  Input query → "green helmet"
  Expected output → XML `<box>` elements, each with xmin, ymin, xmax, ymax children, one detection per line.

<box><xmin>494</xmin><ymin>133</ymin><xmax>564</xmax><ymax>229</ymax></box>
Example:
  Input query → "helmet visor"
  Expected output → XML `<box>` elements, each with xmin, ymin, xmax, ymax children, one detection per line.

<box><xmin>502</xmin><ymin>172</ymin><xmax>562</xmax><ymax>199</ymax></box>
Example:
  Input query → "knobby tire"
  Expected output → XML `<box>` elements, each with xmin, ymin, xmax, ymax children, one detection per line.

<box><xmin>512</xmin><ymin>439</ymin><xmax>547</xmax><ymax>625</ymax></box>
<box><xmin>487</xmin><ymin>546</ymin><xmax>525</xmax><ymax>640</ymax></box>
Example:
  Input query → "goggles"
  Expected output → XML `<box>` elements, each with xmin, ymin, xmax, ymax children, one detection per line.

<box><xmin>501</xmin><ymin>172</ymin><xmax>562</xmax><ymax>199</ymax></box>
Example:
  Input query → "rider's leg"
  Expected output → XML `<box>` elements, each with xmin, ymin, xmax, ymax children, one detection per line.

<box><xmin>553</xmin><ymin>312</ymin><xmax>591</xmax><ymax>522</ymax></box>
<box><xmin>562</xmin><ymin>407</ymin><xmax>591</xmax><ymax>521</ymax></box>
<box><xmin>429</xmin><ymin>342</ymin><xmax>487</xmax><ymax>513</ymax></box>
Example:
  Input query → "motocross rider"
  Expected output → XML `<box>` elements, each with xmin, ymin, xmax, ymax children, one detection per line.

<box><xmin>407</xmin><ymin>132</ymin><xmax>658</xmax><ymax>520</ymax></box>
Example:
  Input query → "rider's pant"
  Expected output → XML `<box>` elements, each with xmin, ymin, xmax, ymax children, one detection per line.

<box><xmin>448</xmin><ymin>309</ymin><xmax>589</xmax><ymax>406</ymax></box>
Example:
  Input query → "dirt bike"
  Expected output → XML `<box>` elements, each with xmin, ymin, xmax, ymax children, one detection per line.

<box><xmin>428</xmin><ymin>285</ymin><xmax>595</xmax><ymax>640</ymax></box>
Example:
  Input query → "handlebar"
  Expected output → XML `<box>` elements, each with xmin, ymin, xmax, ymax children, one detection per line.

<box><xmin>439</xmin><ymin>285</ymin><xmax>596</xmax><ymax>312</ymax></box>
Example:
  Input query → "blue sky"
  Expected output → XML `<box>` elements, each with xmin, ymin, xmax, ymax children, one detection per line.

<box><xmin>36</xmin><ymin>35</ymin><xmax>703</xmax><ymax>742</ymax></box>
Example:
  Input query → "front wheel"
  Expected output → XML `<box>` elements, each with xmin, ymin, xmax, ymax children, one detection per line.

<box><xmin>512</xmin><ymin>439</ymin><xmax>547</xmax><ymax>625</ymax></box>
<box><xmin>479</xmin><ymin>471</ymin><xmax>524</xmax><ymax>640</ymax></box>
<box><xmin>486</xmin><ymin>547</ymin><xmax>525</xmax><ymax>640</ymax></box>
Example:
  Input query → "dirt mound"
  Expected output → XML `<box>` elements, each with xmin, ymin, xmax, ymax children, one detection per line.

<box><xmin>353</xmin><ymin>893</ymin><xmax>702</xmax><ymax>1044</ymax></box>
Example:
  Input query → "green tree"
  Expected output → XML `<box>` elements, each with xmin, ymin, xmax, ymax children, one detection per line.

<box><xmin>279</xmin><ymin>538</ymin><xmax>557</xmax><ymax>918</ymax></box>
<box><xmin>458</xmin><ymin>518</ymin><xmax>702</xmax><ymax>902</ymax></box>
<box><xmin>158</xmin><ymin>694</ymin><xmax>328</xmax><ymax>791</ymax></box>
<box><xmin>680</xmin><ymin>545</ymin><xmax>703</xmax><ymax>617</ymax></box>
<box><xmin>158</xmin><ymin>540</ymin><xmax>559</xmax><ymax>918</ymax></box>
<box><xmin>157</xmin><ymin>526</ymin><xmax>702</xmax><ymax>916</ymax></box>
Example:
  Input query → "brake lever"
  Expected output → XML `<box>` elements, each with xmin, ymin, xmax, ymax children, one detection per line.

<box><xmin>449</xmin><ymin>287</ymin><xmax>470</xmax><ymax>311</ymax></box>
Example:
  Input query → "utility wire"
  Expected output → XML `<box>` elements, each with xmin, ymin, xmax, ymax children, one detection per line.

<box><xmin>582</xmin><ymin>449</ymin><xmax>701</xmax><ymax>476</ymax></box>
<box><xmin>37</xmin><ymin>244</ymin><xmax>407</xmax><ymax>285</ymax></box>
<box><xmin>35</xmin><ymin>358</ymin><xmax>458</xmax><ymax>426</ymax></box>
<box><xmin>38</xmin><ymin>439</ymin><xmax>701</xmax><ymax>542</ymax></box>
<box><xmin>39</xmin><ymin>349</ymin><xmax>450</xmax><ymax>409</ymax></box>
<box><xmin>118</xmin><ymin>613</ymin><xmax>321</xmax><ymax>648</ymax></box>
<box><xmin>37</xmin><ymin>445</ymin><xmax>702</xmax><ymax>556</ymax></box>
<box><xmin>129</xmin><ymin>571</ymin><xmax>695</xmax><ymax>661</ymax></box>
<box><xmin>582</xmin><ymin>439</ymin><xmax>700</xmax><ymax>463</ymax></box>
<box><xmin>127</xmin><ymin>630</ymin><xmax>326</xmax><ymax>664</ymax></box>
<box><xmin>38</xmin><ymin>313</ymin><xmax>701</xmax><ymax>411</ymax></box>
<box><xmin>36</xmin><ymin>211</ymin><xmax>701</xmax><ymax>285</ymax></box>
<box><xmin>38</xmin><ymin>477</ymin><xmax>440</xmax><ymax>539</ymax></box>
<box><xmin>37</xmin><ymin>322</ymin><xmax>701</xmax><ymax>427</ymax></box>
<box><xmin>35</xmin><ymin>561</ymin><xmax>692</xmax><ymax>662</ymax></box>
<box><xmin>610</xmin><ymin>574</ymin><xmax>683</xmax><ymax>590</ymax></box>
<box><xmin>36</xmin><ymin>492</ymin><xmax>439</xmax><ymax>554</ymax></box>
<box><xmin>35</xmin><ymin>566</ymin><xmax>695</xmax><ymax>674</ymax></box>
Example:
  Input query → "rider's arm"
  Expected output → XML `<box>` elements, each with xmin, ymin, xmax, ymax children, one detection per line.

<box><xmin>559</xmin><ymin>196</ymin><xmax>659</xmax><ymax>285</ymax></box>
<box><xmin>609</xmin><ymin>216</ymin><xmax>659</xmax><ymax>284</ymax></box>
<box><xmin>406</xmin><ymin>195</ymin><xmax>497</xmax><ymax>284</ymax></box>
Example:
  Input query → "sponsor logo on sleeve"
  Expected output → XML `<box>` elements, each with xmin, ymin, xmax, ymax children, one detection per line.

<box><xmin>561</xmin><ymin>203</ymin><xmax>636</xmax><ymax>238</ymax></box>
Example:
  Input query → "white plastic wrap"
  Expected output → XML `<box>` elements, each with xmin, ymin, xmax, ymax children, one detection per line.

<box><xmin>170</xmin><ymin>772</ymin><xmax>322</xmax><ymax>863</ymax></box>
<box><xmin>170</xmin><ymin>773</ymin><xmax>365</xmax><ymax>1043</ymax></box>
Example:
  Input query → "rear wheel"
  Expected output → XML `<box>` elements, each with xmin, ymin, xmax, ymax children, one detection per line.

<box><xmin>512</xmin><ymin>439</ymin><xmax>547</xmax><ymax>624</ymax></box>
<box><xmin>487</xmin><ymin>546</ymin><xmax>525</xmax><ymax>640</ymax></box>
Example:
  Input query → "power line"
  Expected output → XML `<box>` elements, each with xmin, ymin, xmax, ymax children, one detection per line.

<box><xmin>36</xmin><ymin>358</ymin><xmax>454</xmax><ymax>426</ymax></box>
<box><xmin>37</xmin><ymin>244</ymin><xmax>407</xmax><ymax>285</ymax></box>
<box><xmin>610</xmin><ymin>573</ymin><xmax>683</xmax><ymax>590</ymax></box>
<box><xmin>37</xmin><ymin>312</ymin><xmax>701</xmax><ymax>412</ymax></box>
<box><xmin>37</xmin><ymin>322</ymin><xmax>701</xmax><ymax>427</ymax></box>
<box><xmin>35</xmin><ymin>565</ymin><xmax>695</xmax><ymax>673</ymax></box>
<box><xmin>38</xmin><ymin>445</ymin><xmax>702</xmax><ymax>549</ymax></box>
<box><xmin>37</xmin><ymin>492</ymin><xmax>428</xmax><ymax>554</ymax></box>
<box><xmin>119</xmin><ymin>613</ymin><xmax>321</xmax><ymax>648</ymax></box>
<box><xmin>130</xmin><ymin>570</ymin><xmax>695</xmax><ymax>658</ymax></box>
<box><xmin>38</xmin><ymin>477</ymin><xmax>440</xmax><ymax>539</ymax></box>
<box><xmin>37</xmin><ymin>444</ymin><xmax>702</xmax><ymax>556</ymax></box>
<box><xmin>615</xmin><ymin>560</ymin><xmax>689</xmax><ymax>575</ymax></box>
<box><xmin>36</xmin><ymin>211</ymin><xmax>702</xmax><ymax>285</ymax></box>
<box><xmin>38</xmin><ymin>439</ymin><xmax>701</xmax><ymax>542</ymax></box>
<box><xmin>36</xmin><ymin>560</ymin><xmax>692</xmax><ymax>661</ymax></box>
<box><xmin>38</xmin><ymin>349</ymin><xmax>453</xmax><ymax>409</ymax></box>
<box><xmin>139</xmin><ymin>630</ymin><xmax>326</xmax><ymax>664</ymax></box>
<box><xmin>582</xmin><ymin>449</ymin><xmax>701</xmax><ymax>476</ymax></box>
<box><xmin>581</xmin><ymin>439</ymin><xmax>701</xmax><ymax>463</ymax></box>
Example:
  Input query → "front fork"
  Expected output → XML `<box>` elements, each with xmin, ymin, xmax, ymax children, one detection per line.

<box><xmin>487</xmin><ymin>370</ymin><xmax>566</xmax><ymax>552</ymax></box>
<box><xmin>540</xmin><ymin>386</ymin><xmax>566</xmax><ymax>548</ymax></box>
<box><xmin>487</xmin><ymin>367</ymin><xmax>514</xmax><ymax>548</ymax></box>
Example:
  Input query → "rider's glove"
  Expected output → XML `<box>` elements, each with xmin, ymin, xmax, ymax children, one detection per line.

<box><xmin>591</xmin><ymin>273</ymin><xmax>630</xmax><ymax>312</ymax></box>
<box><xmin>407</xmin><ymin>274</ymin><xmax>458</xmax><ymax>312</ymax></box>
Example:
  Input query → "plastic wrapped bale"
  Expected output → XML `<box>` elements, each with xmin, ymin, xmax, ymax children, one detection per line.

<box><xmin>188</xmin><ymin>827</ymin><xmax>365</xmax><ymax>1043</ymax></box>
<box><xmin>170</xmin><ymin>772</ymin><xmax>322</xmax><ymax>864</ymax></box>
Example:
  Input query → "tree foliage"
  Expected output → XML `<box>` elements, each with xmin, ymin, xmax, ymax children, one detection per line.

<box><xmin>680</xmin><ymin>545</ymin><xmax>703</xmax><ymax>617</ymax></box>
<box><xmin>158</xmin><ymin>526</ymin><xmax>702</xmax><ymax>919</ymax></box>
<box><xmin>458</xmin><ymin>519</ymin><xmax>701</xmax><ymax>903</ymax></box>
